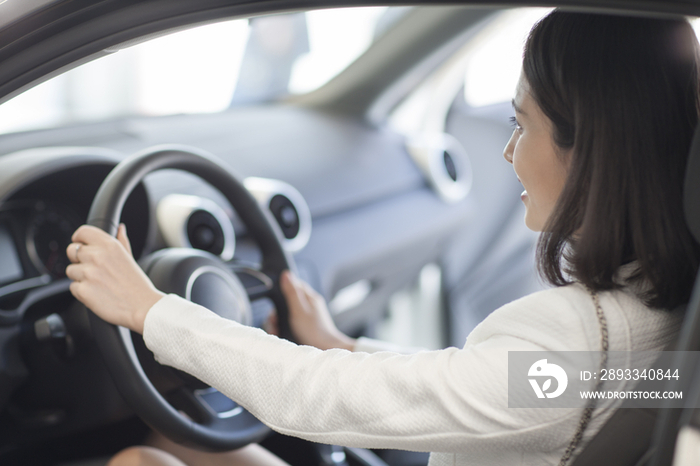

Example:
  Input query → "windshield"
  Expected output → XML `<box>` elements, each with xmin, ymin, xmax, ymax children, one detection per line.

<box><xmin>0</xmin><ymin>6</ymin><xmax>408</xmax><ymax>135</ymax></box>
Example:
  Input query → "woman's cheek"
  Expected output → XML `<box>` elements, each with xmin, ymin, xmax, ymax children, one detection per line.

<box><xmin>512</xmin><ymin>147</ymin><xmax>527</xmax><ymax>183</ymax></box>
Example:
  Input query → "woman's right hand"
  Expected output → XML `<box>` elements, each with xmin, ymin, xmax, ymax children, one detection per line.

<box><xmin>65</xmin><ymin>224</ymin><xmax>164</xmax><ymax>334</ymax></box>
<box><xmin>278</xmin><ymin>271</ymin><xmax>356</xmax><ymax>351</ymax></box>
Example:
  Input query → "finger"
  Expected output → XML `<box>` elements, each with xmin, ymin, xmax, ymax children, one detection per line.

<box><xmin>68</xmin><ymin>280</ymin><xmax>95</xmax><ymax>309</ymax></box>
<box><xmin>298</xmin><ymin>279</ymin><xmax>321</xmax><ymax>301</ymax></box>
<box><xmin>69</xmin><ymin>280</ymin><xmax>84</xmax><ymax>301</ymax></box>
<box><xmin>291</xmin><ymin>275</ymin><xmax>324</xmax><ymax>308</ymax></box>
<box><xmin>280</xmin><ymin>271</ymin><xmax>297</xmax><ymax>301</ymax></box>
<box><xmin>72</xmin><ymin>224</ymin><xmax>114</xmax><ymax>245</ymax></box>
<box><xmin>68</xmin><ymin>243</ymin><xmax>100</xmax><ymax>266</ymax></box>
<box><xmin>117</xmin><ymin>223</ymin><xmax>132</xmax><ymax>256</ymax></box>
<box><xmin>65</xmin><ymin>263</ymin><xmax>86</xmax><ymax>282</ymax></box>
<box><xmin>280</xmin><ymin>271</ymin><xmax>308</xmax><ymax>314</ymax></box>
<box><xmin>67</xmin><ymin>243</ymin><xmax>81</xmax><ymax>263</ymax></box>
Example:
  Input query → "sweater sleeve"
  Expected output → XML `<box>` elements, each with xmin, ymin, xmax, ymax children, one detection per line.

<box><xmin>353</xmin><ymin>336</ymin><xmax>424</xmax><ymax>354</ymax></box>
<box><xmin>143</xmin><ymin>293</ymin><xmax>587</xmax><ymax>454</ymax></box>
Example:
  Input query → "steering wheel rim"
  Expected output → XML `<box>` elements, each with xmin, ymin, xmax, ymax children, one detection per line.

<box><xmin>86</xmin><ymin>144</ymin><xmax>295</xmax><ymax>451</ymax></box>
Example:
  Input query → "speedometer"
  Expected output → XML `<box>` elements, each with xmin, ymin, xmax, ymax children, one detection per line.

<box><xmin>26</xmin><ymin>203</ymin><xmax>82</xmax><ymax>278</ymax></box>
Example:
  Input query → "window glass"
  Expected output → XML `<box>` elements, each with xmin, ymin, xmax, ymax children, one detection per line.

<box><xmin>463</xmin><ymin>10</ymin><xmax>700</xmax><ymax>108</ymax></box>
<box><xmin>289</xmin><ymin>7</ymin><xmax>390</xmax><ymax>94</ymax></box>
<box><xmin>0</xmin><ymin>6</ymin><xmax>397</xmax><ymax>135</ymax></box>
<box><xmin>462</xmin><ymin>8</ymin><xmax>552</xmax><ymax>107</ymax></box>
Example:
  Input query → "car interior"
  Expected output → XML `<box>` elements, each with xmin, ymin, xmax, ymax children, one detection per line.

<box><xmin>0</xmin><ymin>1</ymin><xmax>699</xmax><ymax>465</ymax></box>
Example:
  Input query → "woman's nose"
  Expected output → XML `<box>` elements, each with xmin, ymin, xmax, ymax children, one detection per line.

<box><xmin>503</xmin><ymin>132</ymin><xmax>516</xmax><ymax>164</ymax></box>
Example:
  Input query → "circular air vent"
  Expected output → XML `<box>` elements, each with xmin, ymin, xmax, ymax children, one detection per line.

<box><xmin>243</xmin><ymin>177</ymin><xmax>311</xmax><ymax>252</ymax></box>
<box><xmin>187</xmin><ymin>210</ymin><xmax>226</xmax><ymax>255</ymax></box>
<box><xmin>156</xmin><ymin>194</ymin><xmax>235</xmax><ymax>260</ymax></box>
<box><xmin>406</xmin><ymin>132</ymin><xmax>473</xmax><ymax>203</ymax></box>
<box><xmin>269</xmin><ymin>194</ymin><xmax>300</xmax><ymax>240</ymax></box>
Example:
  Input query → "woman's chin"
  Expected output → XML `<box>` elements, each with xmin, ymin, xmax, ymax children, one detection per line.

<box><xmin>523</xmin><ymin>209</ymin><xmax>544</xmax><ymax>232</ymax></box>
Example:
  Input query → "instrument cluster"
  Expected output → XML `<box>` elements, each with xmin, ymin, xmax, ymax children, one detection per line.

<box><xmin>0</xmin><ymin>200</ymin><xmax>82</xmax><ymax>298</ymax></box>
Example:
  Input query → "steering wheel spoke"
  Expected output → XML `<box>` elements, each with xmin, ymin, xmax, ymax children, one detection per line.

<box><xmin>231</xmin><ymin>265</ymin><xmax>274</xmax><ymax>300</ymax></box>
<box><xmin>168</xmin><ymin>387</ymin><xmax>245</xmax><ymax>425</ymax></box>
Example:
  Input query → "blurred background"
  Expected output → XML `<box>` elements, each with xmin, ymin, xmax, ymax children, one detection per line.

<box><xmin>0</xmin><ymin>7</ymin><xmax>551</xmax><ymax>134</ymax></box>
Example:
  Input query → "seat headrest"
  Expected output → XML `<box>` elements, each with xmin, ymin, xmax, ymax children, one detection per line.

<box><xmin>685</xmin><ymin>124</ymin><xmax>700</xmax><ymax>244</ymax></box>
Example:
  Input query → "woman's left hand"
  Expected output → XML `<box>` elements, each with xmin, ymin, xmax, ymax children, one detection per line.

<box><xmin>65</xmin><ymin>224</ymin><xmax>164</xmax><ymax>334</ymax></box>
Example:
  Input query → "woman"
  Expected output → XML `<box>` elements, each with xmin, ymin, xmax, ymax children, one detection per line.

<box><xmin>65</xmin><ymin>10</ymin><xmax>700</xmax><ymax>466</ymax></box>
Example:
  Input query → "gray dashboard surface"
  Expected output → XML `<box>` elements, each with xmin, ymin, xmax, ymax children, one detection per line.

<box><xmin>0</xmin><ymin>106</ymin><xmax>426</xmax><ymax>219</ymax></box>
<box><xmin>0</xmin><ymin>105</ymin><xmax>475</xmax><ymax>336</ymax></box>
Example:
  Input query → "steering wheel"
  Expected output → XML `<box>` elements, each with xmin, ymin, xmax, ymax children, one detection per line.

<box><xmin>86</xmin><ymin>145</ymin><xmax>295</xmax><ymax>451</ymax></box>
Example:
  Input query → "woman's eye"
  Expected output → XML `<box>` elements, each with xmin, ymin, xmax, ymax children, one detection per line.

<box><xmin>509</xmin><ymin>116</ymin><xmax>523</xmax><ymax>132</ymax></box>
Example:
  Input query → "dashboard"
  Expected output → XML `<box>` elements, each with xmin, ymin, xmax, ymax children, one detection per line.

<box><xmin>0</xmin><ymin>195</ymin><xmax>146</xmax><ymax>306</ymax></box>
<box><xmin>0</xmin><ymin>147</ymin><xmax>311</xmax><ymax>448</ymax></box>
<box><xmin>0</xmin><ymin>149</ymin><xmax>152</xmax><ymax>449</ymax></box>
<box><xmin>0</xmin><ymin>152</ymin><xmax>150</xmax><ymax>323</ymax></box>
<box><xmin>0</xmin><ymin>108</ymin><xmax>475</xmax><ymax>459</ymax></box>
<box><xmin>5</xmin><ymin>201</ymin><xmax>81</xmax><ymax>281</ymax></box>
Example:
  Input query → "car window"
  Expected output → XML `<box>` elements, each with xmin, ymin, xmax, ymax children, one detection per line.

<box><xmin>462</xmin><ymin>8</ymin><xmax>552</xmax><ymax>107</ymax></box>
<box><xmin>461</xmin><ymin>10</ymin><xmax>700</xmax><ymax>108</ymax></box>
<box><xmin>0</xmin><ymin>6</ymin><xmax>404</xmax><ymax>135</ymax></box>
<box><xmin>388</xmin><ymin>7</ymin><xmax>552</xmax><ymax>137</ymax></box>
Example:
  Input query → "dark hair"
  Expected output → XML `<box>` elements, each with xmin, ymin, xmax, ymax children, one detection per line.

<box><xmin>524</xmin><ymin>11</ymin><xmax>700</xmax><ymax>310</ymax></box>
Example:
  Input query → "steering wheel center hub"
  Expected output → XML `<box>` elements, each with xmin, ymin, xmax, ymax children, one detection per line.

<box><xmin>141</xmin><ymin>248</ymin><xmax>252</xmax><ymax>326</ymax></box>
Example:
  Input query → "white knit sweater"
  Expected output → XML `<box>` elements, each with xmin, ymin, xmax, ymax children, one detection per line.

<box><xmin>143</xmin><ymin>282</ymin><xmax>682</xmax><ymax>465</ymax></box>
